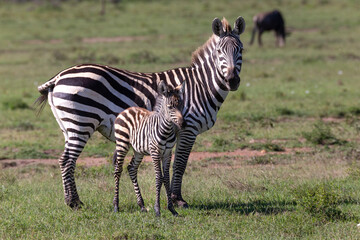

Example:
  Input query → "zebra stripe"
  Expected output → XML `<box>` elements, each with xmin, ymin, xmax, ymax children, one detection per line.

<box><xmin>113</xmin><ymin>81</ymin><xmax>183</xmax><ymax>216</ymax></box>
<box><xmin>36</xmin><ymin>16</ymin><xmax>245</xmax><ymax>208</ymax></box>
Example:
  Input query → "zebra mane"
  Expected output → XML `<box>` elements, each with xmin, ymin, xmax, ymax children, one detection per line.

<box><xmin>191</xmin><ymin>17</ymin><xmax>231</xmax><ymax>66</ymax></box>
<box><xmin>153</xmin><ymin>94</ymin><xmax>165</xmax><ymax>112</ymax></box>
<box><xmin>221</xmin><ymin>17</ymin><xmax>232</xmax><ymax>32</ymax></box>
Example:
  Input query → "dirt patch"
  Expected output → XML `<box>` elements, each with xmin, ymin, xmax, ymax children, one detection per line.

<box><xmin>0</xmin><ymin>147</ymin><xmax>312</xmax><ymax>169</ymax></box>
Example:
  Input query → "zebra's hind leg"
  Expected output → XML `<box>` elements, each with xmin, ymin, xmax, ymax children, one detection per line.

<box><xmin>163</xmin><ymin>152</ymin><xmax>178</xmax><ymax>216</ymax></box>
<box><xmin>127</xmin><ymin>152</ymin><xmax>146</xmax><ymax>212</ymax></box>
<box><xmin>113</xmin><ymin>148</ymin><xmax>127</xmax><ymax>213</ymax></box>
<box><xmin>59</xmin><ymin>137</ymin><xmax>88</xmax><ymax>209</ymax></box>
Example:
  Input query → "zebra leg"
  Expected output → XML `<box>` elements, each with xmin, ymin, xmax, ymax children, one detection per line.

<box><xmin>150</xmin><ymin>149</ymin><xmax>163</xmax><ymax>217</ymax></box>
<box><xmin>59</xmin><ymin>137</ymin><xmax>88</xmax><ymax>209</ymax></box>
<box><xmin>127</xmin><ymin>152</ymin><xmax>146</xmax><ymax>212</ymax></box>
<box><xmin>113</xmin><ymin>148</ymin><xmax>127</xmax><ymax>212</ymax></box>
<box><xmin>163</xmin><ymin>152</ymin><xmax>178</xmax><ymax>216</ymax></box>
<box><xmin>111</xmin><ymin>149</ymin><xmax>117</xmax><ymax>166</ymax></box>
<box><xmin>48</xmin><ymin>89</ymin><xmax>95</xmax><ymax>209</ymax></box>
<box><xmin>171</xmin><ymin>130</ymin><xmax>197</xmax><ymax>208</ymax></box>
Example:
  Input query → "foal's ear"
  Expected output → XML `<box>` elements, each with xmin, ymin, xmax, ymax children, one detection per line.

<box><xmin>212</xmin><ymin>18</ymin><xmax>225</xmax><ymax>37</ymax></box>
<box><xmin>233</xmin><ymin>16</ymin><xmax>245</xmax><ymax>35</ymax></box>
<box><xmin>175</xmin><ymin>81</ymin><xmax>185</xmax><ymax>95</ymax></box>
<box><xmin>158</xmin><ymin>81</ymin><xmax>169</xmax><ymax>96</ymax></box>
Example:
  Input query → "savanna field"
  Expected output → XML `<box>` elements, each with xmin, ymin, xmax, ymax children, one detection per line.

<box><xmin>1</xmin><ymin>0</ymin><xmax>360</xmax><ymax>239</ymax></box>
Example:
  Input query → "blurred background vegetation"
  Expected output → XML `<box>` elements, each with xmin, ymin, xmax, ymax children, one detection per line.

<box><xmin>0</xmin><ymin>0</ymin><xmax>359</xmax><ymax>159</ymax></box>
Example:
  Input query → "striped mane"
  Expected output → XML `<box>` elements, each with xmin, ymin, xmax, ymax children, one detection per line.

<box><xmin>191</xmin><ymin>18</ymin><xmax>231</xmax><ymax>66</ymax></box>
<box><xmin>153</xmin><ymin>94</ymin><xmax>164</xmax><ymax>112</ymax></box>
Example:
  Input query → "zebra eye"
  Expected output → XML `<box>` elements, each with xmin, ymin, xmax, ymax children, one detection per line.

<box><xmin>217</xmin><ymin>49</ymin><xmax>221</xmax><ymax>54</ymax></box>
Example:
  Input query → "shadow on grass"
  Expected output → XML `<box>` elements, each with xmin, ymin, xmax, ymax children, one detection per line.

<box><xmin>191</xmin><ymin>199</ymin><xmax>297</xmax><ymax>215</ymax></box>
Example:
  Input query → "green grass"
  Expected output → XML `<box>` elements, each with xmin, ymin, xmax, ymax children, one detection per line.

<box><xmin>1</xmin><ymin>0</ymin><xmax>360</xmax><ymax>238</ymax></box>
<box><xmin>2</xmin><ymin>148</ymin><xmax>360</xmax><ymax>239</ymax></box>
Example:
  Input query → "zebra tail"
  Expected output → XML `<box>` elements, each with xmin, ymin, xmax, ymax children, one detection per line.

<box><xmin>33</xmin><ymin>94</ymin><xmax>48</xmax><ymax>116</ymax></box>
<box><xmin>34</xmin><ymin>77</ymin><xmax>56</xmax><ymax>116</ymax></box>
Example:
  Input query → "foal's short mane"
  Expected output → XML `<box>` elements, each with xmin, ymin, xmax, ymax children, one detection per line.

<box><xmin>191</xmin><ymin>18</ymin><xmax>231</xmax><ymax>66</ymax></box>
<box><xmin>153</xmin><ymin>94</ymin><xmax>164</xmax><ymax>113</ymax></box>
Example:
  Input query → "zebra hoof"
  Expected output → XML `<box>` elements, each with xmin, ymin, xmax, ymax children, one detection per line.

<box><xmin>114</xmin><ymin>206</ymin><xmax>119</xmax><ymax>213</ymax></box>
<box><xmin>140</xmin><ymin>207</ymin><xmax>148</xmax><ymax>213</ymax></box>
<box><xmin>154</xmin><ymin>206</ymin><xmax>161</xmax><ymax>217</ymax></box>
<box><xmin>171</xmin><ymin>195</ymin><xmax>189</xmax><ymax>208</ymax></box>
<box><xmin>169</xmin><ymin>208</ymin><xmax>178</xmax><ymax>216</ymax></box>
<box><xmin>68</xmin><ymin>199</ymin><xmax>83</xmax><ymax>210</ymax></box>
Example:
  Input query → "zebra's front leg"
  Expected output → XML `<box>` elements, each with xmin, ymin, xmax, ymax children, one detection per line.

<box><xmin>171</xmin><ymin>130</ymin><xmax>197</xmax><ymax>208</ymax></box>
<box><xmin>151</xmin><ymin>149</ymin><xmax>163</xmax><ymax>217</ymax></box>
<box><xmin>113</xmin><ymin>149</ymin><xmax>126</xmax><ymax>212</ymax></box>
<box><xmin>59</xmin><ymin>154</ymin><xmax>83</xmax><ymax>209</ymax></box>
<box><xmin>163</xmin><ymin>152</ymin><xmax>178</xmax><ymax>216</ymax></box>
<box><xmin>127</xmin><ymin>152</ymin><xmax>147</xmax><ymax>212</ymax></box>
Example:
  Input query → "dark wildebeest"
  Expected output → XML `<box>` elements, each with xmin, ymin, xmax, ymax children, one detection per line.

<box><xmin>249</xmin><ymin>10</ymin><xmax>286</xmax><ymax>47</ymax></box>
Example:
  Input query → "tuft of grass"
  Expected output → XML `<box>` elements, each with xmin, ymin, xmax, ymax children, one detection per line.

<box><xmin>302</xmin><ymin>121</ymin><xmax>346</xmax><ymax>145</ymax></box>
<box><xmin>247</xmin><ymin>142</ymin><xmax>285</xmax><ymax>152</ymax></box>
<box><xmin>276</xmin><ymin>107</ymin><xmax>296</xmax><ymax>116</ymax></box>
<box><xmin>75</xmin><ymin>164</ymin><xmax>113</xmax><ymax>179</ymax></box>
<box><xmin>13</xmin><ymin>121</ymin><xmax>35</xmax><ymax>131</ymax></box>
<box><xmin>247</xmin><ymin>155</ymin><xmax>276</xmax><ymax>165</ymax></box>
<box><xmin>293</xmin><ymin>182</ymin><xmax>357</xmax><ymax>222</ymax></box>
<box><xmin>2</xmin><ymin>98</ymin><xmax>29</xmax><ymax>110</ymax></box>
<box><xmin>349</xmin><ymin>106</ymin><xmax>360</xmax><ymax>116</ymax></box>
<box><xmin>346</xmin><ymin>162</ymin><xmax>360</xmax><ymax>179</ymax></box>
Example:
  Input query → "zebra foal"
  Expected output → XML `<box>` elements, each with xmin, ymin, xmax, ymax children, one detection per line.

<box><xmin>113</xmin><ymin>81</ymin><xmax>184</xmax><ymax>216</ymax></box>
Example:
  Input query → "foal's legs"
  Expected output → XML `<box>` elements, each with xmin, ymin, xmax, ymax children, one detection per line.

<box><xmin>127</xmin><ymin>152</ymin><xmax>146</xmax><ymax>212</ymax></box>
<box><xmin>113</xmin><ymin>147</ymin><xmax>128</xmax><ymax>212</ymax></box>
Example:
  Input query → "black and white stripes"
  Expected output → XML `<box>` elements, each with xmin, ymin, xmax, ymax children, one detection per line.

<box><xmin>113</xmin><ymin>81</ymin><xmax>184</xmax><ymax>216</ymax></box>
<box><xmin>36</xmin><ymin>16</ymin><xmax>245</xmax><ymax>209</ymax></box>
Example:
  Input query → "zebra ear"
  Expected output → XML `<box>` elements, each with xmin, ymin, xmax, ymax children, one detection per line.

<box><xmin>158</xmin><ymin>81</ymin><xmax>169</xmax><ymax>96</ymax></box>
<box><xmin>233</xmin><ymin>16</ymin><xmax>245</xmax><ymax>35</ymax></box>
<box><xmin>212</xmin><ymin>18</ymin><xmax>225</xmax><ymax>37</ymax></box>
<box><xmin>175</xmin><ymin>81</ymin><xmax>185</xmax><ymax>95</ymax></box>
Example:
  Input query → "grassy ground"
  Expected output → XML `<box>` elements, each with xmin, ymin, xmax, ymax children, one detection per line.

<box><xmin>1</xmin><ymin>0</ymin><xmax>360</xmax><ymax>238</ymax></box>
<box><xmin>2</xmin><ymin>148</ymin><xmax>360</xmax><ymax>239</ymax></box>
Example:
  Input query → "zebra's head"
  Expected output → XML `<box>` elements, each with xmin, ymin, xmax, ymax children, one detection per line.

<box><xmin>212</xmin><ymin>16</ymin><xmax>245</xmax><ymax>91</ymax></box>
<box><xmin>157</xmin><ymin>81</ymin><xmax>185</xmax><ymax>129</ymax></box>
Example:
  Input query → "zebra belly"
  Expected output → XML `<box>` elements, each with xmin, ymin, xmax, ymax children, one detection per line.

<box><xmin>130</xmin><ymin>132</ymin><xmax>177</xmax><ymax>157</ymax></box>
<box><xmin>52</xmin><ymin>83</ymin><xmax>146</xmax><ymax>143</ymax></box>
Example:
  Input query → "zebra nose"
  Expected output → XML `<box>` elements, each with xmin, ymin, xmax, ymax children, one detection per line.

<box><xmin>225</xmin><ymin>67</ymin><xmax>235</xmax><ymax>80</ymax></box>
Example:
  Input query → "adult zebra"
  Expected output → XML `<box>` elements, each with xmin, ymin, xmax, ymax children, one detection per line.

<box><xmin>36</xmin><ymin>16</ymin><xmax>245</xmax><ymax>209</ymax></box>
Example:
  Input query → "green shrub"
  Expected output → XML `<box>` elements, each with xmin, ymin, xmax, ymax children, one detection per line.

<box><xmin>302</xmin><ymin>121</ymin><xmax>346</xmax><ymax>145</ymax></box>
<box><xmin>293</xmin><ymin>182</ymin><xmax>355</xmax><ymax>222</ymax></box>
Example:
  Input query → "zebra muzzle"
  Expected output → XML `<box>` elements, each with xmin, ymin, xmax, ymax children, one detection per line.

<box><xmin>228</xmin><ymin>74</ymin><xmax>240</xmax><ymax>91</ymax></box>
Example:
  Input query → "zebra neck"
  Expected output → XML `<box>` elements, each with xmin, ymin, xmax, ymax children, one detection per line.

<box><xmin>190</xmin><ymin>37</ymin><xmax>229</xmax><ymax>109</ymax></box>
<box><xmin>152</xmin><ymin>113</ymin><xmax>175</xmax><ymax>137</ymax></box>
